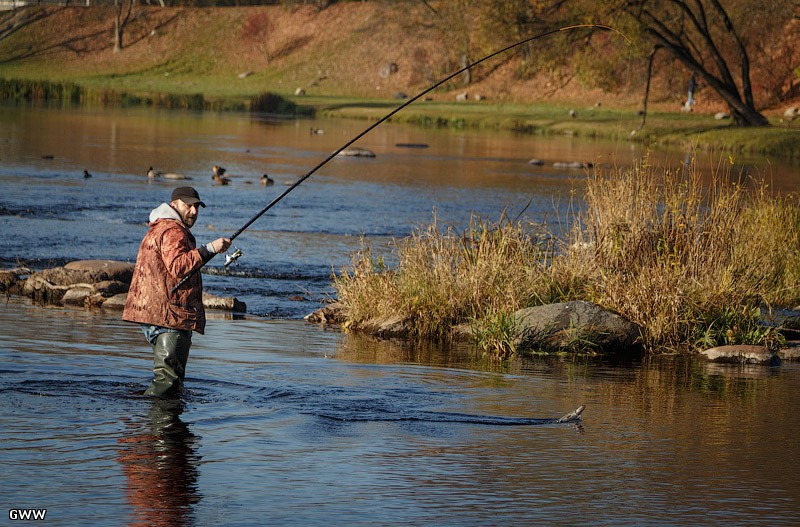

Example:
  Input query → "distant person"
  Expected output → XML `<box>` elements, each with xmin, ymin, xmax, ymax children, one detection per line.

<box><xmin>686</xmin><ymin>74</ymin><xmax>697</xmax><ymax>109</ymax></box>
<box><xmin>123</xmin><ymin>186</ymin><xmax>231</xmax><ymax>397</ymax></box>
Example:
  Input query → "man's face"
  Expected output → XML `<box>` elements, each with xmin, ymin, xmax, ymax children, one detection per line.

<box><xmin>171</xmin><ymin>199</ymin><xmax>199</xmax><ymax>228</ymax></box>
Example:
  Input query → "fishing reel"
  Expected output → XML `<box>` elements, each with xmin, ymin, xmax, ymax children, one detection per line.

<box><xmin>223</xmin><ymin>247</ymin><xmax>243</xmax><ymax>268</ymax></box>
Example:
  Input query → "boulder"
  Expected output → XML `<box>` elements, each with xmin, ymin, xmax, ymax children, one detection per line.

<box><xmin>101</xmin><ymin>293</ymin><xmax>128</xmax><ymax>310</ymax></box>
<box><xmin>103</xmin><ymin>292</ymin><xmax>246</xmax><ymax>312</ymax></box>
<box><xmin>61</xmin><ymin>285</ymin><xmax>97</xmax><ymax>306</ymax></box>
<box><xmin>203</xmin><ymin>292</ymin><xmax>246</xmax><ymax>312</ymax></box>
<box><xmin>23</xmin><ymin>268</ymin><xmax>92</xmax><ymax>304</ymax></box>
<box><xmin>305</xmin><ymin>302</ymin><xmax>348</xmax><ymax>325</ymax></box>
<box><xmin>63</xmin><ymin>260</ymin><xmax>134</xmax><ymax>284</ymax></box>
<box><xmin>700</xmin><ymin>345</ymin><xmax>780</xmax><ymax>365</ymax></box>
<box><xmin>513</xmin><ymin>301</ymin><xmax>643</xmax><ymax>355</ymax></box>
<box><xmin>378</xmin><ymin>62</ymin><xmax>398</xmax><ymax>79</ymax></box>
<box><xmin>0</xmin><ymin>268</ymin><xmax>27</xmax><ymax>293</ymax></box>
<box><xmin>22</xmin><ymin>260</ymin><xmax>134</xmax><ymax>305</ymax></box>
<box><xmin>94</xmin><ymin>280</ymin><xmax>129</xmax><ymax>297</ymax></box>
<box><xmin>778</xmin><ymin>343</ymin><xmax>800</xmax><ymax>361</ymax></box>
<box><xmin>354</xmin><ymin>314</ymin><xmax>412</xmax><ymax>339</ymax></box>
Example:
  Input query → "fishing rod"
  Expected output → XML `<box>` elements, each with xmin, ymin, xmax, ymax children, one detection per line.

<box><xmin>172</xmin><ymin>23</ymin><xmax>615</xmax><ymax>293</ymax></box>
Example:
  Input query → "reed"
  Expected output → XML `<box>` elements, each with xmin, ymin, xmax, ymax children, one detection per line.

<box><xmin>333</xmin><ymin>212</ymin><xmax>554</xmax><ymax>343</ymax></box>
<box><xmin>335</xmin><ymin>160</ymin><xmax>800</xmax><ymax>355</ymax></box>
<box><xmin>571</xmin><ymin>159</ymin><xmax>800</xmax><ymax>350</ymax></box>
<box><xmin>0</xmin><ymin>78</ymin><xmax>82</xmax><ymax>104</ymax></box>
<box><xmin>249</xmin><ymin>91</ymin><xmax>309</xmax><ymax>115</ymax></box>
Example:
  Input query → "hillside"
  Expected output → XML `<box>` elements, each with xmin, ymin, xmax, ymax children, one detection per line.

<box><xmin>0</xmin><ymin>3</ymin><xmax>797</xmax><ymax>122</ymax></box>
<box><xmin>0</xmin><ymin>5</ymin><xmax>735</xmax><ymax>108</ymax></box>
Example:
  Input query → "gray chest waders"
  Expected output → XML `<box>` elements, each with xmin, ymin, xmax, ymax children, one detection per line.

<box><xmin>144</xmin><ymin>331</ymin><xmax>192</xmax><ymax>398</ymax></box>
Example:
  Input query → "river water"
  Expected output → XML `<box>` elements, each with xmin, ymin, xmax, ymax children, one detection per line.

<box><xmin>1</xmin><ymin>104</ymin><xmax>799</xmax><ymax>525</ymax></box>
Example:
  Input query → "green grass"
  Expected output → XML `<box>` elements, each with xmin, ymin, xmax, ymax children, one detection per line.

<box><xmin>0</xmin><ymin>69</ymin><xmax>798</xmax><ymax>156</ymax></box>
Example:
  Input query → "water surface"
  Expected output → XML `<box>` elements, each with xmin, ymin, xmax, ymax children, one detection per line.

<box><xmin>1</xmin><ymin>297</ymin><xmax>798</xmax><ymax>526</ymax></box>
<box><xmin>1</xmin><ymin>105</ymin><xmax>799</xmax><ymax>526</ymax></box>
<box><xmin>3</xmin><ymin>104</ymin><xmax>798</xmax><ymax>317</ymax></box>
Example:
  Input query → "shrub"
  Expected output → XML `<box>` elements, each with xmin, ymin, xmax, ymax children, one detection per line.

<box><xmin>565</xmin><ymin>158</ymin><xmax>800</xmax><ymax>350</ymax></box>
<box><xmin>334</xmin><ymin>159</ymin><xmax>800</xmax><ymax>356</ymax></box>
<box><xmin>334</xmin><ymin>212</ymin><xmax>554</xmax><ymax>340</ymax></box>
<box><xmin>250</xmin><ymin>92</ymin><xmax>300</xmax><ymax>115</ymax></box>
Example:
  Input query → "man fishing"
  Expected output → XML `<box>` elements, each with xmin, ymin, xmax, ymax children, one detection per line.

<box><xmin>123</xmin><ymin>186</ymin><xmax>231</xmax><ymax>397</ymax></box>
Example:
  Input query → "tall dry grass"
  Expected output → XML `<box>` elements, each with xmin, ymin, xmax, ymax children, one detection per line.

<box><xmin>563</xmin><ymin>159</ymin><xmax>800</xmax><ymax>350</ymax></box>
<box><xmin>333</xmin><ymin>212</ymin><xmax>554</xmax><ymax>345</ymax></box>
<box><xmin>334</xmin><ymin>160</ymin><xmax>800</xmax><ymax>354</ymax></box>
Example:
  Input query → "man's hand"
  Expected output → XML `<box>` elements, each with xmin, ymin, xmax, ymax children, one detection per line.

<box><xmin>209</xmin><ymin>238</ymin><xmax>232</xmax><ymax>254</ymax></box>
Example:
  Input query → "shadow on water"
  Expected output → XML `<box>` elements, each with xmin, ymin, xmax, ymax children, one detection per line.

<box><xmin>117</xmin><ymin>398</ymin><xmax>200</xmax><ymax>527</ymax></box>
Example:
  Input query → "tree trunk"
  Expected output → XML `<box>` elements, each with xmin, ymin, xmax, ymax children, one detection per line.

<box><xmin>637</xmin><ymin>46</ymin><xmax>661</xmax><ymax>130</ymax></box>
<box><xmin>628</xmin><ymin>0</ymin><xmax>770</xmax><ymax>127</ymax></box>
<box><xmin>113</xmin><ymin>0</ymin><xmax>134</xmax><ymax>54</ymax></box>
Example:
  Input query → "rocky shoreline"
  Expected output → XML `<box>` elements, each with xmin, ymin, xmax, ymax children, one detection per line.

<box><xmin>0</xmin><ymin>259</ymin><xmax>246</xmax><ymax>313</ymax></box>
<box><xmin>4</xmin><ymin>260</ymin><xmax>800</xmax><ymax>364</ymax></box>
<box><xmin>305</xmin><ymin>301</ymin><xmax>800</xmax><ymax>364</ymax></box>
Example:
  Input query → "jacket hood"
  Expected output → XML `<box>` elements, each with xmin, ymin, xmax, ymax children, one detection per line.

<box><xmin>149</xmin><ymin>203</ymin><xmax>183</xmax><ymax>224</ymax></box>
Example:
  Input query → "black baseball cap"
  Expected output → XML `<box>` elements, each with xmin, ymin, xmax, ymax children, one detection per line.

<box><xmin>171</xmin><ymin>186</ymin><xmax>206</xmax><ymax>207</ymax></box>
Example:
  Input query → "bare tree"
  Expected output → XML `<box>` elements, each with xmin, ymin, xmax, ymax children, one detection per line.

<box><xmin>623</xmin><ymin>0</ymin><xmax>770</xmax><ymax>126</ymax></box>
<box><xmin>113</xmin><ymin>0</ymin><xmax>134</xmax><ymax>53</ymax></box>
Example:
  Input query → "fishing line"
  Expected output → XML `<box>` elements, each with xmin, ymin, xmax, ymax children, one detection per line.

<box><xmin>172</xmin><ymin>23</ymin><xmax>622</xmax><ymax>293</ymax></box>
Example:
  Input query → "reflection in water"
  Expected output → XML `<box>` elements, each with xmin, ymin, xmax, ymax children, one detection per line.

<box><xmin>117</xmin><ymin>398</ymin><xmax>201</xmax><ymax>527</ymax></box>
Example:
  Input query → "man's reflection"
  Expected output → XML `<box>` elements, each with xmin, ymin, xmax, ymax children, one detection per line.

<box><xmin>117</xmin><ymin>398</ymin><xmax>201</xmax><ymax>527</ymax></box>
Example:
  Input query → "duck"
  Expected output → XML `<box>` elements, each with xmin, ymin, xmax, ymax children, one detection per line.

<box><xmin>213</xmin><ymin>173</ymin><xmax>231</xmax><ymax>185</ymax></box>
<box><xmin>310</xmin><ymin>127</ymin><xmax>324</xmax><ymax>135</ymax></box>
<box><xmin>83</xmin><ymin>169</ymin><xmax>92</xmax><ymax>178</ymax></box>
<box><xmin>260</xmin><ymin>174</ymin><xmax>274</xmax><ymax>186</ymax></box>
<box><xmin>146</xmin><ymin>166</ymin><xmax>162</xmax><ymax>179</ymax></box>
<box><xmin>212</xmin><ymin>164</ymin><xmax>231</xmax><ymax>185</ymax></box>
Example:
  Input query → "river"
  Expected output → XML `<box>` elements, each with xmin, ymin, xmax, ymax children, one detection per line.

<box><xmin>1</xmin><ymin>103</ymin><xmax>799</xmax><ymax>525</ymax></box>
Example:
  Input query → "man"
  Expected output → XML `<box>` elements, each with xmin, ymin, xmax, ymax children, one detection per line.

<box><xmin>123</xmin><ymin>186</ymin><xmax>231</xmax><ymax>397</ymax></box>
<box><xmin>686</xmin><ymin>74</ymin><xmax>697</xmax><ymax>109</ymax></box>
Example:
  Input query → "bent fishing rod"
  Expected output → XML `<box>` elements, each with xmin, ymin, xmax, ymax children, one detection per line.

<box><xmin>172</xmin><ymin>23</ymin><xmax>614</xmax><ymax>293</ymax></box>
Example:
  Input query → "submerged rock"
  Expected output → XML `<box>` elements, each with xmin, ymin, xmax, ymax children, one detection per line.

<box><xmin>700</xmin><ymin>345</ymin><xmax>780</xmax><ymax>365</ymax></box>
<box><xmin>337</xmin><ymin>147</ymin><xmax>375</xmax><ymax>158</ymax></box>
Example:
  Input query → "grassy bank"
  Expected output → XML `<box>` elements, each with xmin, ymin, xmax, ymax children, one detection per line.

<box><xmin>334</xmin><ymin>162</ymin><xmax>800</xmax><ymax>357</ymax></box>
<box><xmin>3</xmin><ymin>74</ymin><xmax>798</xmax><ymax>159</ymax></box>
<box><xmin>310</xmin><ymin>97</ymin><xmax>800</xmax><ymax>160</ymax></box>
<box><xmin>0</xmin><ymin>78</ymin><xmax>311</xmax><ymax>114</ymax></box>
